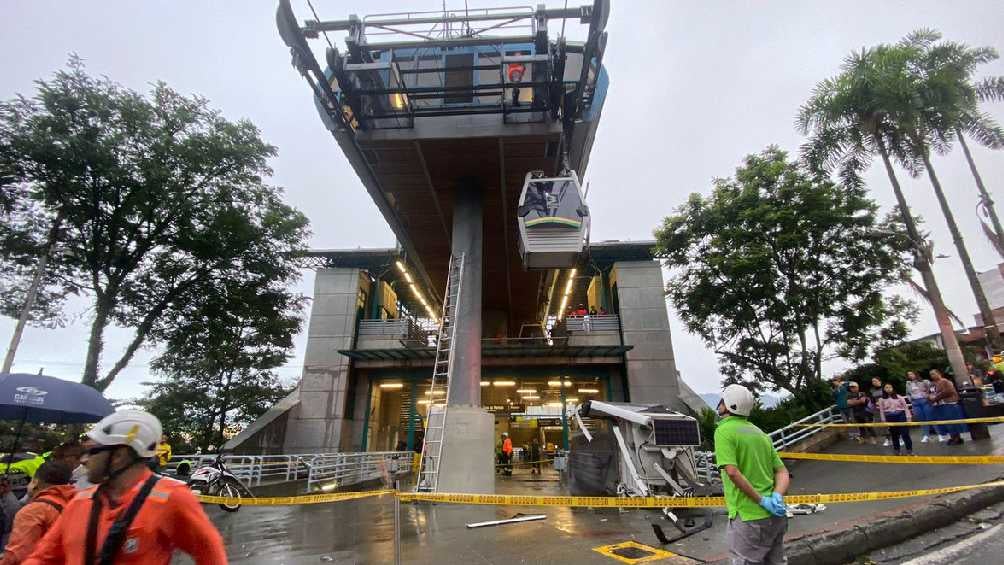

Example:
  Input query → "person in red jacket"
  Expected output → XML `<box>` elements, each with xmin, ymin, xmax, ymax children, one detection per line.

<box><xmin>24</xmin><ymin>410</ymin><xmax>228</xmax><ymax>565</ymax></box>
<box><xmin>0</xmin><ymin>461</ymin><xmax>76</xmax><ymax>564</ymax></box>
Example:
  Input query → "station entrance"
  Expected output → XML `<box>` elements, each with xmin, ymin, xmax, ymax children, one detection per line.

<box><xmin>362</xmin><ymin>368</ymin><xmax>621</xmax><ymax>456</ymax></box>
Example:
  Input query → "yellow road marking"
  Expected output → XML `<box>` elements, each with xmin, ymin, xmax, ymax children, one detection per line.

<box><xmin>778</xmin><ymin>452</ymin><xmax>1004</xmax><ymax>464</ymax></box>
<box><xmin>592</xmin><ymin>540</ymin><xmax>677</xmax><ymax>564</ymax></box>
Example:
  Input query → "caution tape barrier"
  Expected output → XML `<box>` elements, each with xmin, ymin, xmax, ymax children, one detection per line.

<box><xmin>196</xmin><ymin>489</ymin><xmax>392</xmax><ymax>506</ymax></box>
<box><xmin>195</xmin><ymin>481</ymin><xmax>1004</xmax><ymax>508</ymax></box>
<box><xmin>793</xmin><ymin>416</ymin><xmax>1004</xmax><ymax>428</ymax></box>
<box><xmin>778</xmin><ymin>452</ymin><xmax>1004</xmax><ymax>464</ymax></box>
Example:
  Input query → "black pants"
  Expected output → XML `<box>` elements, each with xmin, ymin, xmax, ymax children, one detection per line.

<box><xmin>885</xmin><ymin>411</ymin><xmax>913</xmax><ymax>452</ymax></box>
<box><xmin>854</xmin><ymin>412</ymin><xmax>877</xmax><ymax>437</ymax></box>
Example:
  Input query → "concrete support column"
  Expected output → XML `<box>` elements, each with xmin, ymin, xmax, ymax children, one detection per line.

<box><xmin>449</xmin><ymin>181</ymin><xmax>483</xmax><ymax>407</ymax></box>
<box><xmin>435</xmin><ymin>180</ymin><xmax>494</xmax><ymax>494</ymax></box>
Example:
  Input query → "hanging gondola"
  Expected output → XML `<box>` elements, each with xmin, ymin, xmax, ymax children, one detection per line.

<box><xmin>516</xmin><ymin>170</ymin><xmax>590</xmax><ymax>269</ymax></box>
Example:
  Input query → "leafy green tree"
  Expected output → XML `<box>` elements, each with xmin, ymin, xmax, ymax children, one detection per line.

<box><xmin>0</xmin><ymin>58</ymin><xmax>309</xmax><ymax>389</ymax></box>
<box><xmin>798</xmin><ymin>43</ymin><xmax>970</xmax><ymax>382</ymax></box>
<box><xmin>655</xmin><ymin>147</ymin><xmax>913</xmax><ymax>396</ymax></box>
<box><xmin>141</xmin><ymin>277</ymin><xmax>302</xmax><ymax>450</ymax></box>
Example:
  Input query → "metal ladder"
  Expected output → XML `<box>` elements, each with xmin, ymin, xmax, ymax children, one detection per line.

<box><xmin>415</xmin><ymin>253</ymin><xmax>465</xmax><ymax>492</ymax></box>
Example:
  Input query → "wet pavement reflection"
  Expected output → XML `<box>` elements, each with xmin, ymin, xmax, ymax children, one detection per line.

<box><xmin>174</xmin><ymin>426</ymin><xmax>1004</xmax><ymax>564</ymax></box>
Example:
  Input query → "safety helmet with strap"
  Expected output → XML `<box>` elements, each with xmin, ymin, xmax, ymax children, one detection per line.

<box><xmin>721</xmin><ymin>384</ymin><xmax>756</xmax><ymax>417</ymax></box>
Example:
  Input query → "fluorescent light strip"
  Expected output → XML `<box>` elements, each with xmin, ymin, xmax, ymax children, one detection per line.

<box><xmin>379</xmin><ymin>383</ymin><xmax>404</xmax><ymax>389</ymax></box>
<box><xmin>493</xmin><ymin>380</ymin><xmax>516</xmax><ymax>387</ymax></box>
<box><xmin>578</xmin><ymin>388</ymin><xmax>599</xmax><ymax>394</ymax></box>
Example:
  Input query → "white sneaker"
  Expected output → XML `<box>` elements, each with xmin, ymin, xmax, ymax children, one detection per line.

<box><xmin>882</xmin><ymin>439</ymin><xmax>890</xmax><ymax>447</ymax></box>
<box><xmin>939</xmin><ymin>435</ymin><xmax>949</xmax><ymax>442</ymax></box>
<box><xmin>921</xmin><ymin>435</ymin><xmax>930</xmax><ymax>443</ymax></box>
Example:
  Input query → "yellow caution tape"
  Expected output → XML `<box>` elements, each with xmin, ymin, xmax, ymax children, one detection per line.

<box><xmin>399</xmin><ymin>480</ymin><xmax>1004</xmax><ymax>508</ymax></box>
<box><xmin>793</xmin><ymin>416</ymin><xmax>1004</xmax><ymax>428</ymax></box>
<box><xmin>779</xmin><ymin>452</ymin><xmax>1004</xmax><ymax>464</ymax></box>
<box><xmin>195</xmin><ymin>481</ymin><xmax>1004</xmax><ymax>508</ymax></box>
<box><xmin>197</xmin><ymin>489</ymin><xmax>392</xmax><ymax>506</ymax></box>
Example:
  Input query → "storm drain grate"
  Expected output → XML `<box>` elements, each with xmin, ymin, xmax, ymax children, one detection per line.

<box><xmin>592</xmin><ymin>540</ymin><xmax>678</xmax><ymax>563</ymax></box>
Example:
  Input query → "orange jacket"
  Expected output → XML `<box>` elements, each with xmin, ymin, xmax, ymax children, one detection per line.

<box><xmin>0</xmin><ymin>485</ymin><xmax>76</xmax><ymax>565</ymax></box>
<box><xmin>23</xmin><ymin>468</ymin><xmax>227</xmax><ymax>565</ymax></box>
<box><xmin>502</xmin><ymin>438</ymin><xmax>513</xmax><ymax>455</ymax></box>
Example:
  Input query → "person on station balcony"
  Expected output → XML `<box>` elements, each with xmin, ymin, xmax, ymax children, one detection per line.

<box><xmin>574</xmin><ymin>304</ymin><xmax>588</xmax><ymax>317</ymax></box>
<box><xmin>589</xmin><ymin>306</ymin><xmax>597</xmax><ymax>316</ymax></box>
<box><xmin>599</xmin><ymin>306</ymin><xmax>608</xmax><ymax>315</ymax></box>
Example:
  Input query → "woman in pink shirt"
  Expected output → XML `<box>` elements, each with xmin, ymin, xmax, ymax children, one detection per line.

<box><xmin>878</xmin><ymin>383</ymin><xmax>913</xmax><ymax>455</ymax></box>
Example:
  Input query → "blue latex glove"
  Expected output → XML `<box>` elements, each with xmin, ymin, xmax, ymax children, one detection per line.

<box><xmin>759</xmin><ymin>493</ymin><xmax>786</xmax><ymax>517</ymax></box>
<box><xmin>770</xmin><ymin>492</ymin><xmax>787</xmax><ymax>515</ymax></box>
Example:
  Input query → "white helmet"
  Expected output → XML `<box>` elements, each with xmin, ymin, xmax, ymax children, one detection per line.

<box><xmin>721</xmin><ymin>384</ymin><xmax>756</xmax><ymax>417</ymax></box>
<box><xmin>86</xmin><ymin>410</ymin><xmax>162</xmax><ymax>458</ymax></box>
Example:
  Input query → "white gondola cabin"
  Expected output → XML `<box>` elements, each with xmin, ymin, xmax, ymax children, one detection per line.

<box><xmin>516</xmin><ymin>170</ymin><xmax>590</xmax><ymax>269</ymax></box>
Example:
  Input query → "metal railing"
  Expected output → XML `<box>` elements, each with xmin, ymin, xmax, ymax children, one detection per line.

<box><xmin>565</xmin><ymin>314</ymin><xmax>620</xmax><ymax>332</ymax></box>
<box><xmin>769</xmin><ymin>405</ymin><xmax>842</xmax><ymax>450</ymax></box>
<box><xmin>164</xmin><ymin>453</ymin><xmax>315</xmax><ymax>488</ymax></box>
<box><xmin>306</xmin><ymin>451</ymin><xmax>413</xmax><ymax>492</ymax></box>
<box><xmin>358</xmin><ymin>318</ymin><xmax>425</xmax><ymax>341</ymax></box>
<box><xmin>695</xmin><ymin>404</ymin><xmax>842</xmax><ymax>482</ymax></box>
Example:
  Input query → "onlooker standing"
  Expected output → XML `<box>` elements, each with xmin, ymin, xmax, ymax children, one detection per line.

<box><xmin>868</xmin><ymin>378</ymin><xmax>891</xmax><ymax>447</ymax></box>
<box><xmin>905</xmin><ymin>371</ymin><xmax>936</xmax><ymax>443</ymax></box>
<box><xmin>0</xmin><ymin>462</ymin><xmax>76</xmax><ymax>565</ymax></box>
<box><xmin>831</xmin><ymin>376</ymin><xmax>857</xmax><ymax>441</ymax></box>
<box><xmin>847</xmin><ymin>382</ymin><xmax>877</xmax><ymax>444</ymax></box>
<box><xmin>152</xmin><ymin>435</ymin><xmax>172</xmax><ymax>473</ymax></box>
<box><xmin>715</xmin><ymin>384</ymin><xmax>790</xmax><ymax>564</ymax></box>
<box><xmin>928</xmin><ymin>369</ymin><xmax>965</xmax><ymax>445</ymax></box>
<box><xmin>529</xmin><ymin>437</ymin><xmax>542</xmax><ymax>475</ymax></box>
<box><xmin>878</xmin><ymin>384</ymin><xmax>913</xmax><ymax>456</ymax></box>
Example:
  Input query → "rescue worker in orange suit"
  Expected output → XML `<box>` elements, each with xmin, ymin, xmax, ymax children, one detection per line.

<box><xmin>24</xmin><ymin>410</ymin><xmax>228</xmax><ymax>565</ymax></box>
<box><xmin>0</xmin><ymin>461</ymin><xmax>76</xmax><ymax>564</ymax></box>
<box><xmin>501</xmin><ymin>433</ymin><xmax>514</xmax><ymax>477</ymax></box>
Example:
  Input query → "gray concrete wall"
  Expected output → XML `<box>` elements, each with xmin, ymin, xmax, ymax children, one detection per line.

<box><xmin>283</xmin><ymin>268</ymin><xmax>363</xmax><ymax>453</ymax></box>
<box><xmin>613</xmin><ymin>260</ymin><xmax>685</xmax><ymax>412</ymax></box>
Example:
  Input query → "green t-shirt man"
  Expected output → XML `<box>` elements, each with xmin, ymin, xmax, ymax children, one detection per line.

<box><xmin>715</xmin><ymin>415</ymin><xmax>786</xmax><ymax>520</ymax></box>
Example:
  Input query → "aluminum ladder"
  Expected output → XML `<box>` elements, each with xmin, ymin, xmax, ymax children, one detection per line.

<box><xmin>415</xmin><ymin>253</ymin><xmax>464</xmax><ymax>492</ymax></box>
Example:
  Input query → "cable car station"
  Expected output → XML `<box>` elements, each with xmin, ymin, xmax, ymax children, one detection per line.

<box><xmin>232</xmin><ymin>0</ymin><xmax>703</xmax><ymax>494</ymax></box>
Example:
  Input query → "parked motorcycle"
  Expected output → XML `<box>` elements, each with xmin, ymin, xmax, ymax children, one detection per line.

<box><xmin>186</xmin><ymin>452</ymin><xmax>253</xmax><ymax>512</ymax></box>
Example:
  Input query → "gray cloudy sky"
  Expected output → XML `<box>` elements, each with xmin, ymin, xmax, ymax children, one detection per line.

<box><xmin>2</xmin><ymin>1</ymin><xmax>1003</xmax><ymax>400</ymax></box>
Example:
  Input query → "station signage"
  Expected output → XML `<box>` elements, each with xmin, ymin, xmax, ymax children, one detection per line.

<box><xmin>485</xmin><ymin>404</ymin><xmax>525</xmax><ymax>414</ymax></box>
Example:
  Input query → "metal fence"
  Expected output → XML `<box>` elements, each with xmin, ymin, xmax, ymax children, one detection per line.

<box><xmin>164</xmin><ymin>454</ymin><xmax>315</xmax><ymax>487</ymax></box>
<box><xmin>165</xmin><ymin>451</ymin><xmax>413</xmax><ymax>492</ymax></box>
<box><xmin>305</xmin><ymin>451</ymin><xmax>413</xmax><ymax>492</ymax></box>
<box><xmin>565</xmin><ymin>315</ymin><xmax>620</xmax><ymax>332</ymax></box>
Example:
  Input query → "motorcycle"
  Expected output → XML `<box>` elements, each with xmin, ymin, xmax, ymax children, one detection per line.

<box><xmin>186</xmin><ymin>452</ymin><xmax>253</xmax><ymax>512</ymax></box>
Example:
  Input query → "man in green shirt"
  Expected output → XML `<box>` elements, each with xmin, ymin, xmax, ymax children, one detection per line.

<box><xmin>714</xmin><ymin>384</ymin><xmax>790</xmax><ymax>564</ymax></box>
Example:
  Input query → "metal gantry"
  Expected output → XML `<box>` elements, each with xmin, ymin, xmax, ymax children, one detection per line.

<box><xmin>415</xmin><ymin>254</ymin><xmax>465</xmax><ymax>492</ymax></box>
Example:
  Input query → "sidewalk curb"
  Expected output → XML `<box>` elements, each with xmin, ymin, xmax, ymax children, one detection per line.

<box><xmin>784</xmin><ymin>475</ymin><xmax>1004</xmax><ymax>565</ymax></box>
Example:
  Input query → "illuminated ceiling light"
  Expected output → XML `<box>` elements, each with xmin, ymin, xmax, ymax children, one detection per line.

<box><xmin>558</xmin><ymin>295</ymin><xmax>569</xmax><ymax>320</ymax></box>
<box><xmin>522</xmin><ymin>395</ymin><xmax>540</xmax><ymax>400</ymax></box>
<box><xmin>390</xmin><ymin>92</ymin><xmax>407</xmax><ymax>110</ymax></box>
<box><xmin>425</xmin><ymin>390</ymin><xmax>446</xmax><ymax>396</ymax></box>
<box><xmin>417</xmin><ymin>399</ymin><xmax>432</xmax><ymax>405</ymax></box>
<box><xmin>404</xmin><ymin>272</ymin><xmax>414</xmax><ymax>283</ymax></box>
<box><xmin>409</xmin><ymin>283</ymin><xmax>418</xmax><ymax>293</ymax></box>
<box><xmin>578</xmin><ymin>388</ymin><xmax>599</xmax><ymax>394</ymax></box>
<box><xmin>547</xmin><ymin>380</ymin><xmax>562</xmax><ymax>387</ymax></box>
<box><xmin>480</xmin><ymin>381</ymin><xmax>490</xmax><ymax>387</ymax></box>
<box><xmin>379</xmin><ymin>383</ymin><xmax>404</xmax><ymax>389</ymax></box>
<box><xmin>564</xmin><ymin>277</ymin><xmax>574</xmax><ymax>296</ymax></box>
<box><xmin>565</xmin><ymin>397</ymin><xmax>579</xmax><ymax>403</ymax></box>
<box><xmin>493</xmin><ymin>380</ymin><xmax>516</xmax><ymax>387</ymax></box>
<box><xmin>516</xmin><ymin>389</ymin><xmax>536</xmax><ymax>394</ymax></box>
<box><xmin>395</xmin><ymin>260</ymin><xmax>406</xmax><ymax>273</ymax></box>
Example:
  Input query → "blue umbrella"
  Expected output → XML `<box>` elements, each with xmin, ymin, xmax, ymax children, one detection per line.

<box><xmin>0</xmin><ymin>373</ymin><xmax>115</xmax><ymax>474</ymax></box>
<box><xmin>0</xmin><ymin>373</ymin><xmax>114</xmax><ymax>424</ymax></box>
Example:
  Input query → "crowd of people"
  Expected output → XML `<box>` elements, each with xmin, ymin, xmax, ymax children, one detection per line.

<box><xmin>832</xmin><ymin>364</ymin><xmax>1001</xmax><ymax>454</ymax></box>
<box><xmin>0</xmin><ymin>410</ymin><xmax>226</xmax><ymax>564</ymax></box>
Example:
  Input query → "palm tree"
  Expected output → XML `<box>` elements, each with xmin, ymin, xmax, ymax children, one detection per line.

<box><xmin>890</xmin><ymin>31</ymin><xmax>1003</xmax><ymax>349</ymax></box>
<box><xmin>797</xmin><ymin>44</ymin><xmax>970</xmax><ymax>380</ymax></box>
<box><xmin>908</xmin><ymin>34</ymin><xmax>1004</xmax><ymax>256</ymax></box>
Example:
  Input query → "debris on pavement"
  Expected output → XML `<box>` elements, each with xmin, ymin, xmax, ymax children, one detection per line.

<box><xmin>466</xmin><ymin>513</ymin><xmax>547</xmax><ymax>528</ymax></box>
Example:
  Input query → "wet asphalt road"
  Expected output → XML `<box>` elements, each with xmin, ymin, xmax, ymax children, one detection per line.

<box><xmin>174</xmin><ymin>426</ymin><xmax>1004</xmax><ymax>564</ymax></box>
<box><xmin>863</xmin><ymin>500</ymin><xmax>1004</xmax><ymax>564</ymax></box>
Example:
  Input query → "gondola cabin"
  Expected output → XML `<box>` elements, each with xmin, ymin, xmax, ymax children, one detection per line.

<box><xmin>517</xmin><ymin>170</ymin><xmax>590</xmax><ymax>269</ymax></box>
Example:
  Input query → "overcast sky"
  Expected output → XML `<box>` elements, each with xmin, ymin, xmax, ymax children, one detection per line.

<box><xmin>2</xmin><ymin>0</ymin><xmax>1003</xmax><ymax>401</ymax></box>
